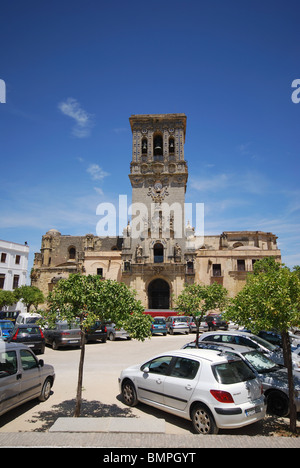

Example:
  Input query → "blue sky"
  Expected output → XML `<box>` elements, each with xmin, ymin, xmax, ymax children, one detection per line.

<box><xmin>0</xmin><ymin>0</ymin><xmax>299</xmax><ymax>273</ymax></box>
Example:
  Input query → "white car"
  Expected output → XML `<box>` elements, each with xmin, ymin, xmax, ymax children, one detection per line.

<box><xmin>198</xmin><ymin>331</ymin><xmax>300</xmax><ymax>373</ymax></box>
<box><xmin>119</xmin><ymin>348</ymin><xmax>266</xmax><ymax>434</ymax></box>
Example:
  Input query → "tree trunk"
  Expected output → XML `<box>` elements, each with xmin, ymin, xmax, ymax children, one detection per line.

<box><xmin>281</xmin><ymin>330</ymin><xmax>297</xmax><ymax>433</ymax></box>
<box><xmin>74</xmin><ymin>328</ymin><xmax>86</xmax><ymax>417</ymax></box>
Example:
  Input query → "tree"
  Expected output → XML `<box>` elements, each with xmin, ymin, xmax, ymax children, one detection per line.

<box><xmin>46</xmin><ymin>274</ymin><xmax>152</xmax><ymax>417</ymax></box>
<box><xmin>224</xmin><ymin>257</ymin><xmax>300</xmax><ymax>433</ymax></box>
<box><xmin>175</xmin><ymin>282</ymin><xmax>229</xmax><ymax>346</ymax></box>
<box><xmin>0</xmin><ymin>290</ymin><xmax>16</xmax><ymax>309</ymax></box>
<box><xmin>14</xmin><ymin>285</ymin><xmax>45</xmax><ymax>312</ymax></box>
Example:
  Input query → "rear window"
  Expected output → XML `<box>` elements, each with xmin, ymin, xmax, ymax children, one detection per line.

<box><xmin>212</xmin><ymin>359</ymin><xmax>256</xmax><ymax>384</ymax></box>
<box><xmin>174</xmin><ymin>317</ymin><xmax>188</xmax><ymax>323</ymax></box>
<box><xmin>154</xmin><ymin>318</ymin><xmax>165</xmax><ymax>324</ymax></box>
<box><xmin>20</xmin><ymin>327</ymin><xmax>41</xmax><ymax>335</ymax></box>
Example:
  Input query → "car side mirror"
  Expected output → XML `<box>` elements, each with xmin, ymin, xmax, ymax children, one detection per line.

<box><xmin>38</xmin><ymin>359</ymin><xmax>44</xmax><ymax>367</ymax></box>
<box><xmin>143</xmin><ymin>367</ymin><xmax>150</xmax><ymax>374</ymax></box>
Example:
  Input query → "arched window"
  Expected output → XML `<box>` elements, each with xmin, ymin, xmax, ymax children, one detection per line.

<box><xmin>153</xmin><ymin>134</ymin><xmax>163</xmax><ymax>157</ymax></box>
<box><xmin>142</xmin><ymin>137</ymin><xmax>148</xmax><ymax>154</ymax></box>
<box><xmin>154</xmin><ymin>242</ymin><xmax>164</xmax><ymax>263</ymax></box>
<box><xmin>68</xmin><ymin>247</ymin><xmax>76</xmax><ymax>260</ymax></box>
<box><xmin>169</xmin><ymin>137</ymin><xmax>175</xmax><ymax>154</ymax></box>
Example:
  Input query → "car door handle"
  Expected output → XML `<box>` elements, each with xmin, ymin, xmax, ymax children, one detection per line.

<box><xmin>16</xmin><ymin>374</ymin><xmax>22</xmax><ymax>380</ymax></box>
<box><xmin>185</xmin><ymin>384</ymin><xmax>192</xmax><ymax>390</ymax></box>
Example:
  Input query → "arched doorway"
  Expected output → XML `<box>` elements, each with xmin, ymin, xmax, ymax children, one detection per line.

<box><xmin>148</xmin><ymin>279</ymin><xmax>170</xmax><ymax>309</ymax></box>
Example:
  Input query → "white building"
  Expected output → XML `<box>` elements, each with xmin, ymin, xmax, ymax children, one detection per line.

<box><xmin>0</xmin><ymin>239</ymin><xmax>30</xmax><ymax>314</ymax></box>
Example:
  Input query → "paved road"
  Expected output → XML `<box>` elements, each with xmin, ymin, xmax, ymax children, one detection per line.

<box><xmin>0</xmin><ymin>332</ymin><xmax>299</xmax><ymax>446</ymax></box>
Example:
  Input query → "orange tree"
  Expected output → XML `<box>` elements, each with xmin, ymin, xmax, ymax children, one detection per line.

<box><xmin>175</xmin><ymin>282</ymin><xmax>229</xmax><ymax>346</ymax></box>
<box><xmin>45</xmin><ymin>274</ymin><xmax>152</xmax><ymax>417</ymax></box>
<box><xmin>224</xmin><ymin>257</ymin><xmax>300</xmax><ymax>433</ymax></box>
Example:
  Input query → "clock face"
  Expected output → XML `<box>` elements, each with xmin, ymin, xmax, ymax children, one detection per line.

<box><xmin>154</xmin><ymin>182</ymin><xmax>162</xmax><ymax>191</ymax></box>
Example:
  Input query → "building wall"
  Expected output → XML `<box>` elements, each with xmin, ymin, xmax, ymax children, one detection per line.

<box><xmin>0</xmin><ymin>239</ymin><xmax>30</xmax><ymax>313</ymax></box>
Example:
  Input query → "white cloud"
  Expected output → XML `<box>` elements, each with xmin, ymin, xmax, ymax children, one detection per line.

<box><xmin>58</xmin><ymin>98</ymin><xmax>94</xmax><ymax>138</ymax></box>
<box><xmin>87</xmin><ymin>164</ymin><xmax>109</xmax><ymax>181</ymax></box>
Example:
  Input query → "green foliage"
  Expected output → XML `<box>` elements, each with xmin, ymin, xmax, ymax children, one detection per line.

<box><xmin>175</xmin><ymin>282</ymin><xmax>229</xmax><ymax>320</ymax></box>
<box><xmin>0</xmin><ymin>290</ymin><xmax>16</xmax><ymax>308</ymax></box>
<box><xmin>46</xmin><ymin>274</ymin><xmax>151</xmax><ymax>340</ymax></box>
<box><xmin>14</xmin><ymin>285</ymin><xmax>45</xmax><ymax>311</ymax></box>
<box><xmin>224</xmin><ymin>258</ymin><xmax>300</xmax><ymax>333</ymax></box>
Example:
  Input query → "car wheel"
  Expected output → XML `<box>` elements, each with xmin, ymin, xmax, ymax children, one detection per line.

<box><xmin>122</xmin><ymin>380</ymin><xmax>138</xmax><ymax>407</ymax></box>
<box><xmin>52</xmin><ymin>340</ymin><xmax>59</xmax><ymax>350</ymax></box>
<box><xmin>191</xmin><ymin>404</ymin><xmax>218</xmax><ymax>434</ymax></box>
<box><xmin>169</xmin><ymin>328</ymin><xmax>174</xmax><ymax>335</ymax></box>
<box><xmin>39</xmin><ymin>377</ymin><xmax>52</xmax><ymax>402</ymax></box>
<box><xmin>267</xmin><ymin>391</ymin><xmax>289</xmax><ymax>417</ymax></box>
<box><xmin>109</xmin><ymin>332</ymin><xmax>115</xmax><ymax>341</ymax></box>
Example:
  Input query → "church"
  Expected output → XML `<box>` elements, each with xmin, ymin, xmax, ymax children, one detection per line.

<box><xmin>31</xmin><ymin>113</ymin><xmax>281</xmax><ymax>309</ymax></box>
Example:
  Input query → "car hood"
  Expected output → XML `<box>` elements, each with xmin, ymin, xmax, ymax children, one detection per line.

<box><xmin>259</xmin><ymin>367</ymin><xmax>300</xmax><ymax>390</ymax></box>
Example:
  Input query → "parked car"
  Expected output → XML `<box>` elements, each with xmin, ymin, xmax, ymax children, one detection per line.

<box><xmin>151</xmin><ymin>317</ymin><xmax>167</xmax><ymax>336</ymax></box>
<box><xmin>182</xmin><ymin>340</ymin><xmax>300</xmax><ymax>417</ymax></box>
<box><xmin>119</xmin><ymin>348</ymin><xmax>266</xmax><ymax>434</ymax></box>
<box><xmin>198</xmin><ymin>331</ymin><xmax>300</xmax><ymax>373</ymax></box>
<box><xmin>0</xmin><ymin>342</ymin><xmax>55</xmax><ymax>416</ymax></box>
<box><xmin>248</xmin><ymin>330</ymin><xmax>300</xmax><ymax>352</ymax></box>
<box><xmin>15</xmin><ymin>312</ymin><xmax>42</xmax><ymax>326</ymax></box>
<box><xmin>165</xmin><ymin>316</ymin><xmax>189</xmax><ymax>335</ymax></box>
<box><xmin>0</xmin><ymin>320</ymin><xmax>14</xmax><ymax>341</ymax></box>
<box><xmin>0</xmin><ymin>310</ymin><xmax>20</xmax><ymax>323</ymax></box>
<box><xmin>7</xmin><ymin>324</ymin><xmax>45</xmax><ymax>354</ymax></box>
<box><xmin>186</xmin><ymin>316</ymin><xmax>208</xmax><ymax>333</ymax></box>
<box><xmin>84</xmin><ymin>321</ymin><xmax>107</xmax><ymax>343</ymax></box>
<box><xmin>44</xmin><ymin>321</ymin><xmax>81</xmax><ymax>350</ymax></box>
<box><xmin>105</xmin><ymin>322</ymin><xmax>131</xmax><ymax>341</ymax></box>
<box><xmin>205</xmin><ymin>314</ymin><xmax>228</xmax><ymax>331</ymax></box>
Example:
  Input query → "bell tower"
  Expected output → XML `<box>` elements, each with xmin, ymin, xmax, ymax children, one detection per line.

<box><xmin>122</xmin><ymin>113</ymin><xmax>195</xmax><ymax>309</ymax></box>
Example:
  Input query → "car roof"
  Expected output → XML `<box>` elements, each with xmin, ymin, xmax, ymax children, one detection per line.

<box><xmin>160</xmin><ymin>348</ymin><xmax>240</xmax><ymax>363</ymax></box>
<box><xmin>196</xmin><ymin>341</ymin><xmax>254</xmax><ymax>354</ymax></box>
<box><xmin>0</xmin><ymin>342</ymin><xmax>30</xmax><ymax>351</ymax></box>
<box><xmin>201</xmin><ymin>330</ymin><xmax>256</xmax><ymax>338</ymax></box>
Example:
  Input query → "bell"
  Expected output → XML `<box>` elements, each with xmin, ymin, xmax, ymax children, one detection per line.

<box><xmin>142</xmin><ymin>141</ymin><xmax>147</xmax><ymax>150</ymax></box>
<box><xmin>155</xmin><ymin>144</ymin><xmax>162</xmax><ymax>151</ymax></box>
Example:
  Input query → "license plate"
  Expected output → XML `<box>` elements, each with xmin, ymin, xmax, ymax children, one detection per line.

<box><xmin>27</xmin><ymin>344</ymin><xmax>34</xmax><ymax>347</ymax></box>
<box><xmin>245</xmin><ymin>406</ymin><xmax>261</xmax><ymax>417</ymax></box>
<box><xmin>69</xmin><ymin>340</ymin><xmax>79</xmax><ymax>343</ymax></box>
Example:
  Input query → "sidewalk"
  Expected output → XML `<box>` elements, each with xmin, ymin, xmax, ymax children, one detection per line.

<box><xmin>0</xmin><ymin>417</ymin><xmax>299</xmax><ymax>448</ymax></box>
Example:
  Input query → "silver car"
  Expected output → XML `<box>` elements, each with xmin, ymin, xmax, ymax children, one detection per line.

<box><xmin>105</xmin><ymin>322</ymin><xmax>130</xmax><ymax>341</ymax></box>
<box><xmin>198</xmin><ymin>331</ymin><xmax>300</xmax><ymax>373</ymax></box>
<box><xmin>0</xmin><ymin>342</ymin><xmax>55</xmax><ymax>416</ymax></box>
<box><xmin>183</xmin><ymin>340</ymin><xmax>300</xmax><ymax>417</ymax></box>
<box><xmin>166</xmin><ymin>316</ymin><xmax>189</xmax><ymax>335</ymax></box>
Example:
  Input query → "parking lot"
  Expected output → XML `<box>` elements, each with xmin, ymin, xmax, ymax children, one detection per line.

<box><xmin>0</xmin><ymin>332</ymin><xmax>298</xmax><ymax>436</ymax></box>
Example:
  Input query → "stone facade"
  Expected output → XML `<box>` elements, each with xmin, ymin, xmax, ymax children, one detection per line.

<box><xmin>31</xmin><ymin>113</ymin><xmax>281</xmax><ymax>307</ymax></box>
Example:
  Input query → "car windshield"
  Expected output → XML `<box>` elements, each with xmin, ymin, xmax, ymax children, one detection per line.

<box><xmin>213</xmin><ymin>359</ymin><xmax>255</xmax><ymax>384</ymax></box>
<box><xmin>242</xmin><ymin>350</ymin><xmax>280</xmax><ymax>373</ymax></box>
<box><xmin>249</xmin><ymin>334</ymin><xmax>278</xmax><ymax>352</ymax></box>
<box><xmin>0</xmin><ymin>322</ymin><xmax>13</xmax><ymax>330</ymax></box>
<box><xmin>57</xmin><ymin>322</ymin><xmax>80</xmax><ymax>330</ymax></box>
<box><xmin>19</xmin><ymin>327</ymin><xmax>40</xmax><ymax>335</ymax></box>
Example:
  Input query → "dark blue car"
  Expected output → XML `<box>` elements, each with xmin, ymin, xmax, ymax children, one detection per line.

<box><xmin>0</xmin><ymin>320</ymin><xmax>14</xmax><ymax>341</ymax></box>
